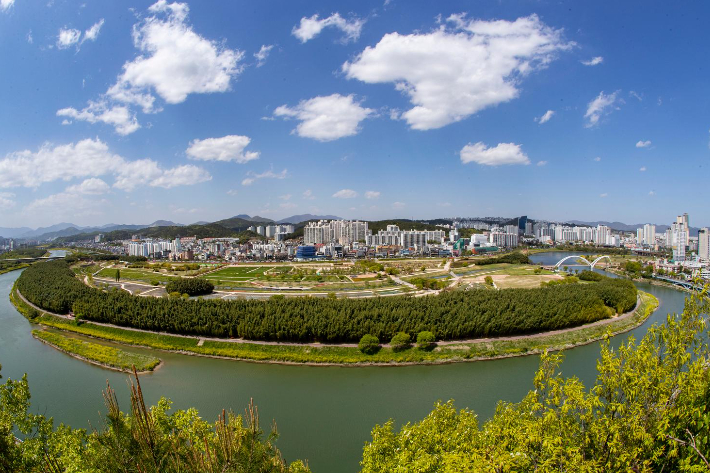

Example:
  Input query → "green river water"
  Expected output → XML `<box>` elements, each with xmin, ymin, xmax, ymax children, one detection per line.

<box><xmin>0</xmin><ymin>252</ymin><xmax>691</xmax><ymax>472</ymax></box>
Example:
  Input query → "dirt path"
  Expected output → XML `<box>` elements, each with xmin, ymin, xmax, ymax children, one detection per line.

<box><xmin>16</xmin><ymin>288</ymin><xmax>643</xmax><ymax>349</ymax></box>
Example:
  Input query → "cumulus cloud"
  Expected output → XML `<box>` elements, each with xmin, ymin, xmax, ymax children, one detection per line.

<box><xmin>0</xmin><ymin>192</ymin><xmax>15</xmax><ymax>209</ymax></box>
<box><xmin>66</xmin><ymin>177</ymin><xmax>110</xmax><ymax>195</ymax></box>
<box><xmin>1</xmin><ymin>0</ymin><xmax>15</xmax><ymax>11</ymax></box>
<box><xmin>639</xmin><ymin>166</ymin><xmax>647</xmax><ymax>172</ymax></box>
<box><xmin>241</xmin><ymin>168</ymin><xmax>287</xmax><ymax>186</ymax></box>
<box><xmin>303</xmin><ymin>189</ymin><xmax>315</xmax><ymax>200</ymax></box>
<box><xmin>274</xmin><ymin>94</ymin><xmax>374</xmax><ymax>141</ymax></box>
<box><xmin>254</xmin><ymin>44</ymin><xmax>273</xmax><ymax>67</ymax></box>
<box><xmin>599</xmin><ymin>193</ymin><xmax>608</xmax><ymax>198</ymax></box>
<box><xmin>536</xmin><ymin>160</ymin><xmax>547</xmax><ymax>166</ymax></box>
<box><xmin>186</xmin><ymin>135</ymin><xmax>260</xmax><ymax>163</ymax></box>
<box><xmin>279</xmin><ymin>194</ymin><xmax>292</xmax><ymax>200</ymax></box>
<box><xmin>392</xmin><ymin>201</ymin><xmax>405</xmax><ymax>209</ymax></box>
<box><xmin>292</xmin><ymin>13</ymin><xmax>364</xmax><ymax>43</ymax></box>
<box><xmin>57</xmin><ymin>28</ymin><xmax>81</xmax><ymax>49</ymax></box>
<box><xmin>581</xmin><ymin>56</ymin><xmax>603</xmax><ymax>66</ymax></box>
<box><xmin>593</xmin><ymin>156</ymin><xmax>601</xmax><ymax>162</ymax></box>
<box><xmin>59</xmin><ymin>1</ymin><xmax>243</xmax><ymax>134</ymax></box>
<box><xmin>584</xmin><ymin>90</ymin><xmax>619</xmax><ymax>127</ymax></box>
<box><xmin>535</xmin><ymin>110</ymin><xmax>555</xmax><ymax>124</ymax></box>
<box><xmin>332</xmin><ymin>189</ymin><xmax>358</xmax><ymax>198</ymax></box>
<box><xmin>57</xmin><ymin>101</ymin><xmax>140</xmax><ymax>136</ymax></box>
<box><xmin>365</xmin><ymin>190</ymin><xmax>380</xmax><ymax>199</ymax></box>
<box><xmin>460</xmin><ymin>142</ymin><xmax>530</xmax><ymax>166</ymax></box>
<box><xmin>226</xmin><ymin>189</ymin><xmax>238</xmax><ymax>196</ymax></box>
<box><xmin>636</xmin><ymin>140</ymin><xmax>651</xmax><ymax>148</ymax></box>
<box><xmin>0</xmin><ymin>138</ymin><xmax>210</xmax><ymax>192</ymax></box>
<box><xmin>343</xmin><ymin>14</ymin><xmax>573</xmax><ymax>130</ymax></box>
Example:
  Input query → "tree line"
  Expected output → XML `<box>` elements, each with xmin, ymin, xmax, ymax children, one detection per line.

<box><xmin>17</xmin><ymin>261</ymin><xmax>637</xmax><ymax>343</ymax></box>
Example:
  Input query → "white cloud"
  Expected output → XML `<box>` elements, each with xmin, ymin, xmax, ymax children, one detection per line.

<box><xmin>438</xmin><ymin>202</ymin><xmax>452</xmax><ymax>207</ymax></box>
<box><xmin>365</xmin><ymin>190</ymin><xmax>380</xmax><ymax>199</ymax></box>
<box><xmin>57</xmin><ymin>28</ymin><xmax>81</xmax><ymax>49</ymax></box>
<box><xmin>279</xmin><ymin>194</ymin><xmax>292</xmax><ymax>200</ymax></box>
<box><xmin>0</xmin><ymin>138</ymin><xmax>210</xmax><ymax>193</ymax></box>
<box><xmin>0</xmin><ymin>192</ymin><xmax>15</xmax><ymax>209</ymax></box>
<box><xmin>629</xmin><ymin>90</ymin><xmax>643</xmax><ymax>101</ymax></box>
<box><xmin>636</xmin><ymin>140</ymin><xmax>652</xmax><ymax>148</ymax></box>
<box><xmin>226</xmin><ymin>189</ymin><xmax>238</xmax><ymax>196</ymax></box>
<box><xmin>303</xmin><ymin>189</ymin><xmax>315</xmax><ymax>200</ymax></box>
<box><xmin>593</xmin><ymin>156</ymin><xmax>601</xmax><ymax>162</ymax></box>
<box><xmin>254</xmin><ymin>44</ymin><xmax>273</xmax><ymax>67</ymax></box>
<box><xmin>0</xmin><ymin>139</ymin><xmax>123</xmax><ymax>188</ymax></box>
<box><xmin>241</xmin><ymin>168</ymin><xmax>287</xmax><ymax>186</ymax></box>
<box><xmin>392</xmin><ymin>201</ymin><xmax>405</xmax><ymax>209</ymax></box>
<box><xmin>274</xmin><ymin>94</ymin><xmax>374</xmax><ymax>141</ymax></box>
<box><xmin>82</xmin><ymin>18</ymin><xmax>104</xmax><ymax>43</ymax></box>
<box><xmin>280</xmin><ymin>202</ymin><xmax>297</xmax><ymax>210</ymax></box>
<box><xmin>584</xmin><ymin>90</ymin><xmax>619</xmax><ymax>127</ymax></box>
<box><xmin>649</xmin><ymin>191</ymin><xmax>655</xmax><ymax>196</ymax></box>
<box><xmin>150</xmin><ymin>164</ymin><xmax>211</xmax><ymax>188</ymax></box>
<box><xmin>581</xmin><ymin>56</ymin><xmax>603</xmax><ymax>66</ymax></box>
<box><xmin>292</xmin><ymin>13</ymin><xmax>364</xmax><ymax>43</ymax></box>
<box><xmin>57</xmin><ymin>101</ymin><xmax>140</xmax><ymax>136</ymax></box>
<box><xmin>639</xmin><ymin>166</ymin><xmax>647</xmax><ymax>172</ymax></box>
<box><xmin>599</xmin><ymin>193</ymin><xmax>608</xmax><ymax>198</ymax></box>
<box><xmin>460</xmin><ymin>142</ymin><xmax>530</xmax><ymax>166</ymax></box>
<box><xmin>66</xmin><ymin>177</ymin><xmax>110</xmax><ymax>195</ymax></box>
<box><xmin>332</xmin><ymin>189</ymin><xmax>358</xmax><ymax>199</ymax></box>
<box><xmin>59</xmin><ymin>1</ymin><xmax>243</xmax><ymax>134</ymax></box>
<box><xmin>1</xmin><ymin>0</ymin><xmax>14</xmax><ymax>11</ymax></box>
<box><xmin>343</xmin><ymin>14</ymin><xmax>573</xmax><ymax>130</ymax></box>
<box><xmin>186</xmin><ymin>135</ymin><xmax>260</xmax><ymax>163</ymax></box>
<box><xmin>536</xmin><ymin>160</ymin><xmax>547</xmax><ymax>166</ymax></box>
<box><xmin>27</xmin><ymin>30</ymin><xmax>33</xmax><ymax>44</ymax></box>
<box><xmin>535</xmin><ymin>110</ymin><xmax>555</xmax><ymax>124</ymax></box>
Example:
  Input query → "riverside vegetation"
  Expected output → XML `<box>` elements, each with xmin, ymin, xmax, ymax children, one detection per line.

<box><xmin>17</xmin><ymin>261</ymin><xmax>637</xmax><ymax>343</ymax></box>
<box><xmin>1</xmin><ymin>289</ymin><xmax>708</xmax><ymax>471</ymax></box>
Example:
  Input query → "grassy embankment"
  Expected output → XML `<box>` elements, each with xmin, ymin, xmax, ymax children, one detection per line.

<box><xmin>32</xmin><ymin>329</ymin><xmax>161</xmax><ymax>373</ymax></box>
<box><xmin>11</xmin><ymin>283</ymin><xmax>161</xmax><ymax>372</ymax></box>
<box><xmin>11</xmin><ymin>279</ymin><xmax>659</xmax><ymax>365</ymax></box>
<box><xmin>0</xmin><ymin>263</ymin><xmax>29</xmax><ymax>275</ymax></box>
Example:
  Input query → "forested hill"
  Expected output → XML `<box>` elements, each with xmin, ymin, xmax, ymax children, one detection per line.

<box><xmin>55</xmin><ymin>225</ymin><xmax>265</xmax><ymax>243</ymax></box>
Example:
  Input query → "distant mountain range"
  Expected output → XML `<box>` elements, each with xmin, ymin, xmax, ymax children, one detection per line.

<box><xmin>0</xmin><ymin>214</ymin><xmax>343</xmax><ymax>242</ymax></box>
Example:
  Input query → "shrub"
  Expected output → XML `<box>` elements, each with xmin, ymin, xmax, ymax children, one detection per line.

<box><xmin>165</xmin><ymin>277</ymin><xmax>214</xmax><ymax>296</ymax></box>
<box><xmin>484</xmin><ymin>276</ymin><xmax>494</xmax><ymax>286</ymax></box>
<box><xmin>417</xmin><ymin>331</ymin><xmax>436</xmax><ymax>350</ymax></box>
<box><xmin>579</xmin><ymin>270</ymin><xmax>604</xmax><ymax>282</ymax></box>
<box><xmin>359</xmin><ymin>334</ymin><xmax>380</xmax><ymax>354</ymax></box>
<box><xmin>390</xmin><ymin>332</ymin><xmax>411</xmax><ymax>351</ymax></box>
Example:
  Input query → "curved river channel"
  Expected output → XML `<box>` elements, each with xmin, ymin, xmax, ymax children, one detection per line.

<box><xmin>0</xmin><ymin>251</ymin><xmax>691</xmax><ymax>472</ymax></box>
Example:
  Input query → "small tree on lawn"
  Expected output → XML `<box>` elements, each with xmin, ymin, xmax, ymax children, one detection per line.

<box><xmin>359</xmin><ymin>334</ymin><xmax>380</xmax><ymax>355</ymax></box>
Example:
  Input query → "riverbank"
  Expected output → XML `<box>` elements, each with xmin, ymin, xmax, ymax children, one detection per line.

<box><xmin>31</xmin><ymin>329</ymin><xmax>161</xmax><ymax>373</ymax></box>
<box><xmin>11</xmin><ymin>281</ymin><xmax>659</xmax><ymax>366</ymax></box>
<box><xmin>0</xmin><ymin>263</ymin><xmax>29</xmax><ymax>275</ymax></box>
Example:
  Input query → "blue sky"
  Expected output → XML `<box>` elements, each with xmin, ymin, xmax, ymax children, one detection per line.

<box><xmin>0</xmin><ymin>0</ymin><xmax>708</xmax><ymax>228</ymax></box>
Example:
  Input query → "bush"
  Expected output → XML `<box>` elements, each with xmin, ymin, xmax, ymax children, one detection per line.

<box><xmin>164</xmin><ymin>277</ymin><xmax>214</xmax><ymax>296</ymax></box>
<box><xmin>484</xmin><ymin>276</ymin><xmax>494</xmax><ymax>286</ymax></box>
<box><xmin>359</xmin><ymin>334</ymin><xmax>380</xmax><ymax>354</ymax></box>
<box><xmin>390</xmin><ymin>332</ymin><xmax>411</xmax><ymax>351</ymax></box>
<box><xmin>417</xmin><ymin>331</ymin><xmax>436</xmax><ymax>350</ymax></box>
<box><xmin>579</xmin><ymin>270</ymin><xmax>604</xmax><ymax>282</ymax></box>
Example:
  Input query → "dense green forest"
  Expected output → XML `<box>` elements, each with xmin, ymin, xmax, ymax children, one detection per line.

<box><xmin>17</xmin><ymin>261</ymin><xmax>636</xmax><ymax>343</ymax></box>
<box><xmin>165</xmin><ymin>278</ymin><xmax>214</xmax><ymax>296</ymax></box>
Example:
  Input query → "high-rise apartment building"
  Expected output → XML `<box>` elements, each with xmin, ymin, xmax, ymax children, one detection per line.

<box><xmin>698</xmin><ymin>227</ymin><xmax>710</xmax><ymax>262</ymax></box>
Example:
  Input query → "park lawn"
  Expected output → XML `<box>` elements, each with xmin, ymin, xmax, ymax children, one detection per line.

<box><xmin>32</xmin><ymin>328</ymin><xmax>161</xmax><ymax>372</ymax></box>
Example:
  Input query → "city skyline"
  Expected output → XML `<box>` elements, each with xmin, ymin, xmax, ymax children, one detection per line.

<box><xmin>1</xmin><ymin>1</ymin><xmax>709</xmax><ymax>228</ymax></box>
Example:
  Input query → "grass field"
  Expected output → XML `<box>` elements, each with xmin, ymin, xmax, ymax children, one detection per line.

<box><xmin>32</xmin><ymin>329</ymin><xmax>161</xmax><ymax>372</ymax></box>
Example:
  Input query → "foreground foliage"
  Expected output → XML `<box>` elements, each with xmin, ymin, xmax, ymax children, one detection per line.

<box><xmin>361</xmin><ymin>289</ymin><xmax>710</xmax><ymax>472</ymax></box>
<box><xmin>164</xmin><ymin>277</ymin><xmax>214</xmax><ymax>296</ymax></box>
<box><xmin>0</xmin><ymin>368</ymin><xmax>309</xmax><ymax>473</ymax></box>
<box><xmin>18</xmin><ymin>261</ymin><xmax>637</xmax><ymax>343</ymax></box>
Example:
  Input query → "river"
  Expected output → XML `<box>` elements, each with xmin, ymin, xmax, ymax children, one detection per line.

<box><xmin>0</xmin><ymin>251</ymin><xmax>690</xmax><ymax>472</ymax></box>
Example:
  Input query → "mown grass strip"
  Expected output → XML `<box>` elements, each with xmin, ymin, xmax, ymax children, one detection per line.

<box><xmin>32</xmin><ymin>329</ymin><xmax>161</xmax><ymax>373</ymax></box>
<box><xmin>31</xmin><ymin>291</ymin><xmax>658</xmax><ymax>365</ymax></box>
